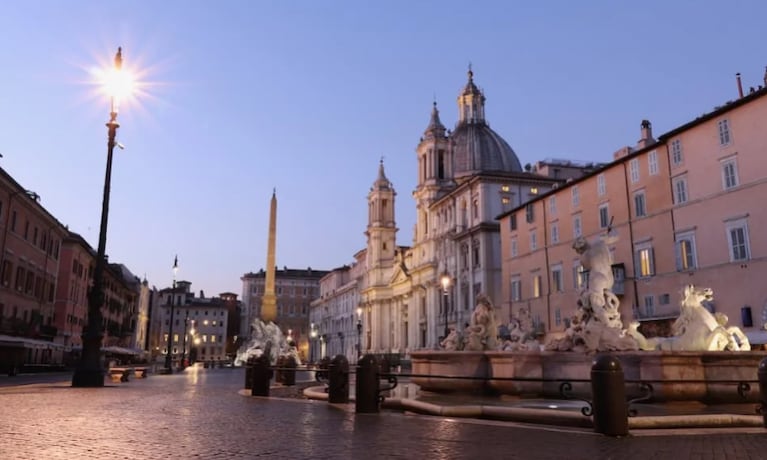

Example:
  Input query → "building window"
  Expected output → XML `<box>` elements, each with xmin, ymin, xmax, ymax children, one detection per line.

<box><xmin>634</xmin><ymin>191</ymin><xmax>646</xmax><ymax>218</ymax></box>
<box><xmin>510</xmin><ymin>237</ymin><xmax>518</xmax><ymax>257</ymax></box>
<box><xmin>530</xmin><ymin>187</ymin><xmax>539</xmax><ymax>195</ymax></box>
<box><xmin>721</xmin><ymin>157</ymin><xmax>739</xmax><ymax>190</ymax></box>
<box><xmin>629</xmin><ymin>159</ymin><xmax>640</xmax><ymax>183</ymax></box>
<box><xmin>532</xmin><ymin>274</ymin><xmax>542</xmax><ymax>298</ymax></box>
<box><xmin>571</xmin><ymin>186</ymin><xmax>579</xmax><ymax>207</ymax></box>
<box><xmin>598</xmin><ymin>204</ymin><xmax>609</xmax><ymax>229</ymax></box>
<box><xmin>648</xmin><ymin>150</ymin><xmax>659</xmax><ymax>175</ymax></box>
<box><xmin>501</xmin><ymin>197</ymin><xmax>510</xmax><ymax>205</ymax></box>
<box><xmin>550</xmin><ymin>223</ymin><xmax>559</xmax><ymax>244</ymax></box>
<box><xmin>573</xmin><ymin>214</ymin><xmax>582</xmax><ymax>238</ymax></box>
<box><xmin>554</xmin><ymin>308</ymin><xmax>562</xmax><ymax>326</ymax></box>
<box><xmin>472</xmin><ymin>240</ymin><xmax>480</xmax><ymax>268</ymax></box>
<box><xmin>635</xmin><ymin>243</ymin><xmax>655</xmax><ymax>278</ymax></box>
<box><xmin>511</xmin><ymin>276</ymin><xmax>521</xmax><ymax>302</ymax></box>
<box><xmin>597</xmin><ymin>174</ymin><xmax>606</xmax><ymax>196</ymax></box>
<box><xmin>718</xmin><ymin>119</ymin><xmax>731</xmax><ymax>146</ymax></box>
<box><xmin>551</xmin><ymin>265</ymin><xmax>563</xmax><ymax>292</ymax></box>
<box><xmin>675</xmin><ymin>232</ymin><xmax>697</xmax><ymax>271</ymax></box>
<box><xmin>501</xmin><ymin>185</ymin><xmax>510</xmax><ymax>192</ymax></box>
<box><xmin>525</xmin><ymin>204</ymin><xmax>534</xmax><ymax>223</ymax></box>
<box><xmin>548</xmin><ymin>196</ymin><xmax>557</xmax><ymax>215</ymax></box>
<box><xmin>673</xmin><ymin>176</ymin><xmax>688</xmax><ymax>204</ymax></box>
<box><xmin>671</xmin><ymin>139</ymin><xmax>683</xmax><ymax>166</ymax></box>
<box><xmin>644</xmin><ymin>295</ymin><xmax>655</xmax><ymax>317</ymax></box>
<box><xmin>726</xmin><ymin>219</ymin><xmax>750</xmax><ymax>262</ymax></box>
<box><xmin>530</xmin><ymin>231</ymin><xmax>537</xmax><ymax>251</ymax></box>
<box><xmin>509</xmin><ymin>214</ymin><xmax>517</xmax><ymax>231</ymax></box>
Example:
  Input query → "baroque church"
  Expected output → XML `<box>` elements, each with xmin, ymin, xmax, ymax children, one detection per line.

<box><xmin>355</xmin><ymin>69</ymin><xmax>568</xmax><ymax>354</ymax></box>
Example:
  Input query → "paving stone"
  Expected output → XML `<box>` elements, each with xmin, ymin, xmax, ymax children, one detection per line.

<box><xmin>0</xmin><ymin>368</ymin><xmax>765</xmax><ymax>459</ymax></box>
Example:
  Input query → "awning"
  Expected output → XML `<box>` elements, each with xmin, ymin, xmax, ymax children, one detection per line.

<box><xmin>102</xmin><ymin>346</ymin><xmax>144</xmax><ymax>356</ymax></box>
<box><xmin>0</xmin><ymin>334</ymin><xmax>64</xmax><ymax>350</ymax></box>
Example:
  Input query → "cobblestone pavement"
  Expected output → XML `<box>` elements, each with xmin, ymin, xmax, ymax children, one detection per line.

<box><xmin>0</xmin><ymin>366</ymin><xmax>765</xmax><ymax>459</ymax></box>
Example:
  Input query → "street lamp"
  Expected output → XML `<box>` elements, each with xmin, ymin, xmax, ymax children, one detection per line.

<box><xmin>440</xmin><ymin>272</ymin><xmax>452</xmax><ymax>341</ymax></box>
<box><xmin>162</xmin><ymin>256</ymin><xmax>179</xmax><ymax>374</ymax></box>
<box><xmin>356</xmin><ymin>306</ymin><xmax>363</xmax><ymax>361</ymax></box>
<box><xmin>309</xmin><ymin>323</ymin><xmax>318</xmax><ymax>363</ymax></box>
<box><xmin>179</xmin><ymin>315</ymin><xmax>189</xmax><ymax>371</ymax></box>
<box><xmin>72</xmin><ymin>47</ymin><xmax>130</xmax><ymax>387</ymax></box>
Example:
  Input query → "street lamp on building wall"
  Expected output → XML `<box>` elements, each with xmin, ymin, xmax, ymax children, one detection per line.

<box><xmin>162</xmin><ymin>256</ymin><xmax>179</xmax><ymax>374</ymax></box>
<box><xmin>356</xmin><ymin>306</ymin><xmax>363</xmax><ymax>361</ymax></box>
<box><xmin>440</xmin><ymin>272</ymin><xmax>452</xmax><ymax>341</ymax></box>
<box><xmin>72</xmin><ymin>47</ymin><xmax>133</xmax><ymax>387</ymax></box>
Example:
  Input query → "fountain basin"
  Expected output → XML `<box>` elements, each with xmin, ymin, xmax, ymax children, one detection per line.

<box><xmin>411</xmin><ymin>350</ymin><xmax>767</xmax><ymax>403</ymax></box>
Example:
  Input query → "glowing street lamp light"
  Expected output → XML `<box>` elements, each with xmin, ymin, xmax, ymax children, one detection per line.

<box><xmin>72</xmin><ymin>47</ymin><xmax>133</xmax><ymax>387</ymax></box>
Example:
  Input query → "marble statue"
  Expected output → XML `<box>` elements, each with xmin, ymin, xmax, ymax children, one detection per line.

<box><xmin>440</xmin><ymin>327</ymin><xmax>462</xmax><ymax>351</ymax></box>
<box><xmin>464</xmin><ymin>294</ymin><xmax>499</xmax><ymax>351</ymax></box>
<box><xmin>626</xmin><ymin>285</ymin><xmax>751</xmax><ymax>351</ymax></box>
<box><xmin>500</xmin><ymin>306</ymin><xmax>539</xmax><ymax>351</ymax></box>
<box><xmin>234</xmin><ymin>318</ymin><xmax>302</xmax><ymax>366</ymax></box>
<box><xmin>545</xmin><ymin>233</ymin><xmax>639</xmax><ymax>352</ymax></box>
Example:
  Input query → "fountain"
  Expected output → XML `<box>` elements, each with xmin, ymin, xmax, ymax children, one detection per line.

<box><xmin>412</xmin><ymin>231</ymin><xmax>766</xmax><ymax>403</ymax></box>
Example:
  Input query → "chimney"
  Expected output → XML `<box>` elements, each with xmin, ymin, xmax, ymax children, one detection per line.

<box><xmin>637</xmin><ymin>120</ymin><xmax>655</xmax><ymax>149</ymax></box>
<box><xmin>736</xmin><ymin>73</ymin><xmax>744</xmax><ymax>98</ymax></box>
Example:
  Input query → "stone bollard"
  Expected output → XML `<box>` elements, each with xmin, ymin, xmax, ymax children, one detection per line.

<box><xmin>759</xmin><ymin>357</ymin><xmax>767</xmax><ymax>427</ymax></box>
<box><xmin>355</xmin><ymin>354</ymin><xmax>380</xmax><ymax>413</ymax></box>
<box><xmin>591</xmin><ymin>354</ymin><xmax>628</xmax><ymax>437</ymax></box>
<box><xmin>274</xmin><ymin>356</ymin><xmax>285</xmax><ymax>384</ymax></box>
<box><xmin>244</xmin><ymin>358</ymin><xmax>255</xmax><ymax>390</ymax></box>
<box><xmin>283</xmin><ymin>356</ymin><xmax>297</xmax><ymax>386</ymax></box>
<box><xmin>251</xmin><ymin>356</ymin><xmax>273</xmax><ymax>397</ymax></box>
<box><xmin>328</xmin><ymin>355</ymin><xmax>349</xmax><ymax>404</ymax></box>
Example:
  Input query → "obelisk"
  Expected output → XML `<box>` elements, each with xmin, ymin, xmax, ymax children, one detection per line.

<box><xmin>261</xmin><ymin>189</ymin><xmax>278</xmax><ymax>322</ymax></box>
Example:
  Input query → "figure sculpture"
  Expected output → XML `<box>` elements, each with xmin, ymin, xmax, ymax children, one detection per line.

<box><xmin>545</xmin><ymin>232</ymin><xmax>639</xmax><ymax>352</ymax></box>
<box><xmin>500</xmin><ymin>306</ymin><xmax>539</xmax><ymax>351</ymax></box>
<box><xmin>464</xmin><ymin>294</ymin><xmax>499</xmax><ymax>351</ymax></box>
<box><xmin>440</xmin><ymin>327</ymin><xmax>461</xmax><ymax>351</ymax></box>
<box><xmin>626</xmin><ymin>285</ymin><xmax>751</xmax><ymax>351</ymax></box>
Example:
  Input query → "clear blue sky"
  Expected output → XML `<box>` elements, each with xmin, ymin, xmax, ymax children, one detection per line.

<box><xmin>1</xmin><ymin>1</ymin><xmax>765</xmax><ymax>297</ymax></box>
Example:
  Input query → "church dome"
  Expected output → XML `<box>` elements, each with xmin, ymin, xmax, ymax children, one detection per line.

<box><xmin>450</xmin><ymin>123</ymin><xmax>522</xmax><ymax>176</ymax></box>
<box><xmin>450</xmin><ymin>68</ymin><xmax>523</xmax><ymax>177</ymax></box>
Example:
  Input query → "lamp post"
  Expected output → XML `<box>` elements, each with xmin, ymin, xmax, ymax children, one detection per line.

<box><xmin>309</xmin><ymin>323</ymin><xmax>318</xmax><ymax>363</ymax></box>
<box><xmin>72</xmin><ymin>47</ymin><xmax>127</xmax><ymax>387</ymax></box>
<box><xmin>440</xmin><ymin>272</ymin><xmax>452</xmax><ymax>341</ymax></box>
<box><xmin>162</xmin><ymin>256</ymin><xmax>179</xmax><ymax>374</ymax></box>
<box><xmin>179</xmin><ymin>315</ymin><xmax>189</xmax><ymax>371</ymax></box>
<box><xmin>356</xmin><ymin>306</ymin><xmax>363</xmax><ymax>361</ymax></box>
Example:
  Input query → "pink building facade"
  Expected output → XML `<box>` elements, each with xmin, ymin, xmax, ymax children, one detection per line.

<box><xmin>499</xmin><ymin>86</ymin><xmax>767</xmax><ymax>344</ymax></box>
<box><xmin>0</xmin><ymin>168</ymin><xmax>67</xmax><ymax>365</ymax></box>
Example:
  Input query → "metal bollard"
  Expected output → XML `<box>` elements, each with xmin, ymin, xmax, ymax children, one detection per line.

<box><xmin>283</xmin><ymin>356</ymin><xmax>297</xmax><ymax>386</ymax></box>
<box><xmin>591</xmin><ymin>354</ymin><xmax>628</xmax><ymax>437</ymax></box>
<box><xmin>355</xmin><ymin>354</ymin><xmax>380</xmax><ymax>413</ymax></box>
<box><xmin>328</xmin><ymin>355</ymin><xmax>349</xmax><ymax>404</ymax></box>
<box><xmin>759</xmin><ymin>357</ymin><xmax>767</xmax><ymax>427</ymax></box>
<box><xmin>251</xmin><ymin>356</ymin><xmax>273</xmax><ymax>397</ymax></box>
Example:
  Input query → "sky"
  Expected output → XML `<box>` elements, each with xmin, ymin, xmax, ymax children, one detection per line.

<box><xmin>1</xmin><ymin>1</ymin><xmax>765</xmax><ymax>297</ymax></box>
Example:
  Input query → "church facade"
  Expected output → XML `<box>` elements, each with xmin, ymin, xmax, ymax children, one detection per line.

<box><xmin>314</xmin><ymin>70</ymin><xmax>572</xmax><ymax>357</ymax></box>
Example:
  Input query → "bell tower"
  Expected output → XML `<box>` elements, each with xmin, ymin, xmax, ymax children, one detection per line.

<box><xmin>365</xmin><ymin>159</ymin><xmax>397</xmax><ymax>286</ymax></box>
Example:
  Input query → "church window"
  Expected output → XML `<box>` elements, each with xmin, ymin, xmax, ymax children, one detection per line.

<box><xmin>437</xmin><ymin>149</ymin><xmax>445</xmax><ymax>179</ymax></box>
